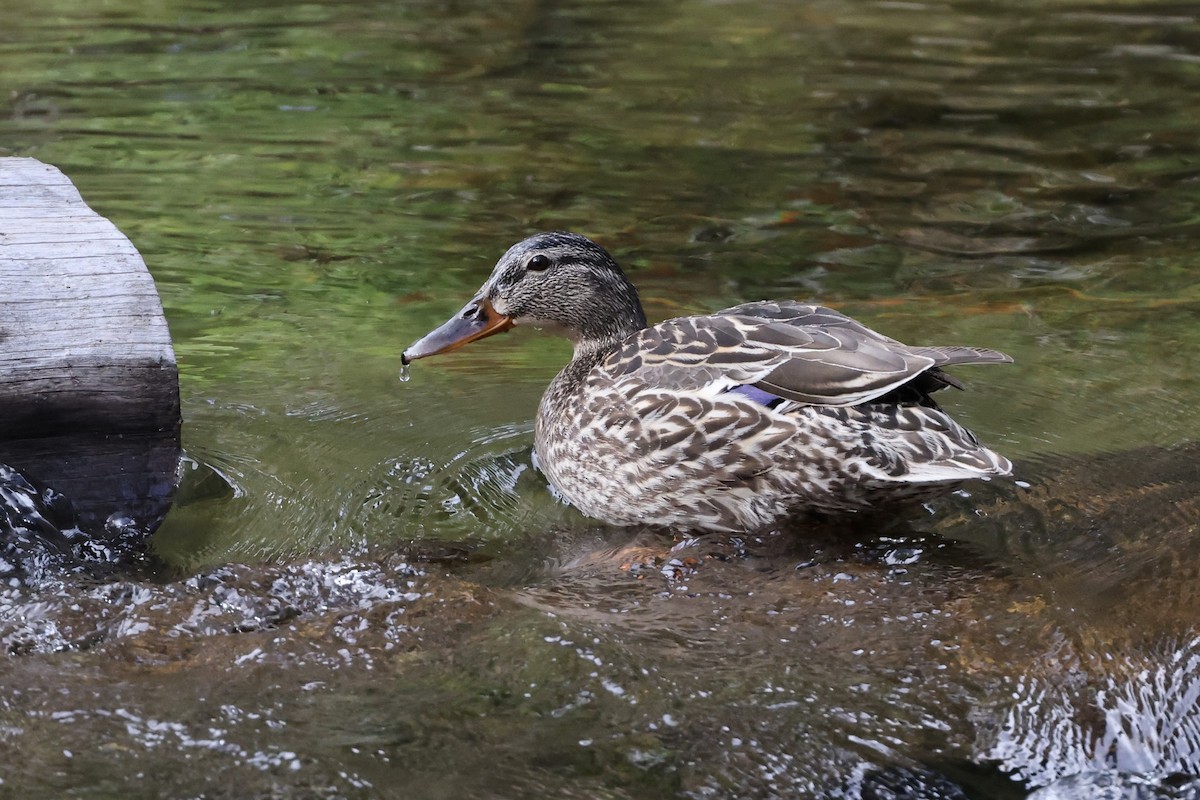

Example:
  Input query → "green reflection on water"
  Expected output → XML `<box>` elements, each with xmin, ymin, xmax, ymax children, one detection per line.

<box><xmin>4</xmin><ymin>0</ymin><xmax>1200</xmax><ymax>559</ymax></box>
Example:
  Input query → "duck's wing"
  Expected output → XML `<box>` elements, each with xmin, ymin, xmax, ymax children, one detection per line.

<box><xmin>601</xmin><ymin>301</ymin><xmax>1011</xmax><ymax>407</ymax></box>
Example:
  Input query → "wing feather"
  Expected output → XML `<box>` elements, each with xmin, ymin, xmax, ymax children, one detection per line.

<box><xmin>910</xmin><ymin>344</ymin><xmax>1013</xmax><ymax>367</ymax></box>
<box><xmin>601</xmin><ymin>300</ymin><xmax>1010</xmax><ymax>407</ymax></box>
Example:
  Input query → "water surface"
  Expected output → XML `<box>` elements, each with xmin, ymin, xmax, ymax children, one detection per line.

<box><xmin>2</xmin><ymin>0</ymin><xmax>1200</xmax><ymax>796</ymax></box>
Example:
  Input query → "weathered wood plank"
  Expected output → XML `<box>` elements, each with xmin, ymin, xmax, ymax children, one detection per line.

<box><xmin>0</xmin><ymin>157</ymin><xmax>181</xmax><ymax>547</ymax></box>
<box><xmin>0</xmin><ymin>157</ymin><xmax>178</xmax><ymax>439</ymax></box>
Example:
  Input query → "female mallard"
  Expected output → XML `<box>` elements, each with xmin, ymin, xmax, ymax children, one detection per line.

<box><xmin>403</xmin><ymin>232</ymin><xmax>1012</xmax><ymax>532</ymax></box>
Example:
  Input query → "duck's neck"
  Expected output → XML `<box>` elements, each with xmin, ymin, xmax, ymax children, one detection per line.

<box><xmin>539</xmin><ymin>332</ymin><xmax>630</xmax><ymax>418</ymax></box>
<box><xmin>540</xmin><ymin>290</ymin><xmax>648</xmax><ymax>419</ymax></box>
<box><xmin>572</xmin><ymin>331</ymin><xmax>627</xmax><ymax>363</ymax></box>
<box><xmin>567</xmin><ymin>289</ymin><xmax>648</xmax><ymax>348</ymax></box>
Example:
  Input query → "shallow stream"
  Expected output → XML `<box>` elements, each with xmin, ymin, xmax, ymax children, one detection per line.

<box><xmin>3</xmin><ymin>0</ymin><xmax>1200</xmax><ymax>796</ymax></box>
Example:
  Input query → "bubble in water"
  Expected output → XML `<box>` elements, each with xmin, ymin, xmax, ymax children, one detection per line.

<box><xmin>398</xmin><ymin>362</ymin><xmax>411</xmax><ymax>383</ymax></box>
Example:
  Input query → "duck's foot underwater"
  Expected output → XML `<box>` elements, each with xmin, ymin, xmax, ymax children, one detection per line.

<box><xmin>611</xmin><ymin>511</ymin><xmax>971</xmax><ymax>581</ymax></box>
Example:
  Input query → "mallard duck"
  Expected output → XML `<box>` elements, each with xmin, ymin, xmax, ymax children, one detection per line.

<box><xmin>402</xmin><ymin>232</ymin><xmax>1012</xmax><ymax>532</ymax></box>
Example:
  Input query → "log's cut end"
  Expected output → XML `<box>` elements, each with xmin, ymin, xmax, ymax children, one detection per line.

<box><xmin>0</xmin><ymin>157</ymin><xmax>181</xmax><ymax>566</ymax></box>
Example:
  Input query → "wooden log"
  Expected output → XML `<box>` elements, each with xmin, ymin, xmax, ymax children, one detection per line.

<box><xmin>0</xmin><ymin>157</ymin><xmax>180</xmax><ymax>544</ymax></box>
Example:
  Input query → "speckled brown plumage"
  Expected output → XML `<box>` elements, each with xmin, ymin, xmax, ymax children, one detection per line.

<box><xmin>403</xmin><ymin>232</ymin><xmax>1013</xmax><ymax>532</ymax></box>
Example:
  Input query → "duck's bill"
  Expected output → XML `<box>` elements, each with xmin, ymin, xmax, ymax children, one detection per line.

<box><xmin>402</xmin><ymin>297</ymin><xmax>514</xmax><ymax>364</ymax></box>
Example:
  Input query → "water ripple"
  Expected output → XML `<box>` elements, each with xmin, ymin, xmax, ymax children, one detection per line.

<box><xmin>979</xmin><ymin>634</ymin><xmax>1200</xmax><ymax>791</ymax></box>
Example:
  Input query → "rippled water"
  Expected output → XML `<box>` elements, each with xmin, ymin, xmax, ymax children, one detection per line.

<box><xmin>3</xmin><ymin>0</ymin><xmax>1200</xmax><ymax>796</ymax></box>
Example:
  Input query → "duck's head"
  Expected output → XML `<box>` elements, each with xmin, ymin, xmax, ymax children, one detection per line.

<box><xmin>402</xmin><ymin>231</ymin><xmax>648</xmax><ymax>364</ymax></box>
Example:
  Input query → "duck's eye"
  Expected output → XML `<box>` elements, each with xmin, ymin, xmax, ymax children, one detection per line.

<box><xmin>526</xmin><ymin>254</ymin><xmax>552</xmax><ymax>272</ymax></box>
